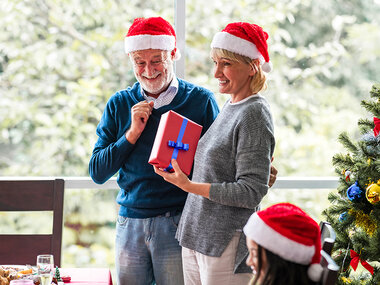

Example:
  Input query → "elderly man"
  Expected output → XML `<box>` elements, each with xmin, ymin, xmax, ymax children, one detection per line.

<box><xmin>89</xmin><ymin>17</ymin><xmax>277</xmax><ymax>285</ymax></box>
<box><xmin>89</xmin><ymin>17</ymin><xmax>219</xmax><ymax>285</ymax></box>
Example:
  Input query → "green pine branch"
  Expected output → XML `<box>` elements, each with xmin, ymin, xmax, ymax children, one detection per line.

<box><xmin>337</xmin><ymin>132</ymin><xmax>359</xmax><ymax>153</ymax></box>
<box><xmin>361</xmin><ymin>100</ymin><xmax>380</xmax><ymax>118</ymax></box>
<box><xmin>358</xmin><ymin>118</ymin><xmax>374</xmax><ymax>134</ymax></box>
<box><xmin>362</xmin><ymin>84</ymin><xmax>380</xmax><ymax>117</ymax></box>
<box><xmin>369</xmin><ymin>84</ymin><xmax>380</xmax><ymax>99</ymax></box>
<box><xmin>332</xmin><ymin>153</ymin><xmax>355</xmax><ymax>169</ymax></box>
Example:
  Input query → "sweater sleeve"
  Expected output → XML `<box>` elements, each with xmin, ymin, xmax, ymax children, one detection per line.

<box><xmin>89</xmin><ymin>95</ymin><xmax>135</xmax><ymax>184</ymax></box>
<box><xmin>208</xmin><ymin>102</ymin><xmax>275</xmax><ymax>209</ymax></box>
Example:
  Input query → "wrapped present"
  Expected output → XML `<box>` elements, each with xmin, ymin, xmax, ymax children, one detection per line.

<box><xmin>149</xmin><ymin>110</ymin><xmax>203</xmax><ymax>176</ymax></box>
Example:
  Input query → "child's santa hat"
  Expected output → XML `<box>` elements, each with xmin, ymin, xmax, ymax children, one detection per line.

<box><xmin>243</xmin><ymin>203</ymin><xmax>323</xmax><ymax>282</ymax></box>
<box><xmin>211</xmin><ymin>22</ymin><xmax>272</xmax><ymax>72</ymax></box>
<box><xmin>124</xmin><ymin>17</ymin><xmax>180</xmax><ymax>60</ymax></box>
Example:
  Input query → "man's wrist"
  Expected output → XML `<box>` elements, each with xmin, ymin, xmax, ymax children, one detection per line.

<box><xmin>125</xmin><ymin>129</ymin><xmax>139</xmax><ymax>144</ymax></box>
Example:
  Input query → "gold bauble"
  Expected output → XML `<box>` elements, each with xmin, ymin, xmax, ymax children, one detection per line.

<box><xmin>366</xmin><ymin>182</ymin><xmax>380</xmax><ymax>205</ymax></box>
<box><xmin>341</xmin><ymin>277</ymin><xmax>352</xmax><ymax>283</ymax></box>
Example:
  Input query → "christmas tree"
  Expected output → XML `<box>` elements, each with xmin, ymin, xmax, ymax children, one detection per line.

<box><xmin>55</xmin><ymin>266</ymin><xmax>62</xmax><ymax>282</ymax></box>
<box><xmin>322</xmin><ymin>84</ymin><xmax>380</xmax><ymax>284</ymax></box>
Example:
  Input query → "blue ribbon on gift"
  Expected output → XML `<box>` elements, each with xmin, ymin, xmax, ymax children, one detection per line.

<box><xmin>168</xmin><ymin>141</ymin><xmax>189</xmax><ymax>151</ymax></box>
<box><xmin>165</xmin><ymin>118</ymin><xmax>189</xmax><ymax>172</ymax></box>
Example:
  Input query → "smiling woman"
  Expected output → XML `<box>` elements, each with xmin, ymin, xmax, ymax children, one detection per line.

<box><xmin>153</xmin><ymin>21</ymin><xmax>275</xmax><ymax>284</ymax></box>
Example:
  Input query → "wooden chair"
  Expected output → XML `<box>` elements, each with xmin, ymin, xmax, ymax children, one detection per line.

<box><xmin>0</xmin><ymin>179</ymin><xmax>64</xmax><ymax>267</ymax></box>
<box><xmin>320</xmin><ymin>250</ymin><xmax>340</xmax><ymax>285</ymax></box>
<box><xmin>319</xmin><ymin>221</ymin><xmax>336</xmax><ymax>255</ymax></box>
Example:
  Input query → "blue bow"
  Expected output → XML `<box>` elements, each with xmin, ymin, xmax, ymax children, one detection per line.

<box><xmin>168</xmin><ymin>140</ymin><xmax>189</xmax><ymax>151</ymax></box>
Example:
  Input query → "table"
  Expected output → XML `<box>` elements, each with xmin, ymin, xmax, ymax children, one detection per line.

<box><xmin>59</xmin><ymin>268</ymin><xmax>113</xmax><ymax>285</ymax></box>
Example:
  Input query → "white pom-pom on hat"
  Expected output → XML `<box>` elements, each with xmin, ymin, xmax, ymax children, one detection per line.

<box><xmin>308</xmin><ymin>263</ymin><xmax>324</xmax><ymax>282</ymax></box>
<box><xmin>262</xmin><ymin>61</ymin><xmax>273</xmax><ymax>73</ymax></box>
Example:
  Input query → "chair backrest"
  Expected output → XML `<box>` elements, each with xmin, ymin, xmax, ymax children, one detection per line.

<box><xmin>319</xmin><ymin>221</ymin><xmax>336</xmax><ymax>255</ymax></box>
<box><xmin>319</xmin><ymin>250</ymin><xmax>340</xmax><ymax>285</ymax></box>
<box><xmin>0</xmin><ymin>179</ymin><xmax>64</xmax><ymax>267</ymax></box>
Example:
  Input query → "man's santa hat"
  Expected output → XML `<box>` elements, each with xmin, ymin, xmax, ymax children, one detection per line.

<box><xmin>243</xmin><ymin>203</ymin><xmax>323</xmax><ymax>282</ymax></box>
<box><xmin>124</xmin><ymin>17</ymin><xmax>180</xmax><ymax>60</ymax></box>
<box><xmin>211</xmin><ymin>22</ymin><xmax>272</xmax><ymax>72</ymax></box>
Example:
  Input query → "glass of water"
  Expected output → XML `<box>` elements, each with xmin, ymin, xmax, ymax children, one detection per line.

<box><xmin>36</xmin><ymin>254</ymin><xmax>54</xmax><ymax>285</ymax></box>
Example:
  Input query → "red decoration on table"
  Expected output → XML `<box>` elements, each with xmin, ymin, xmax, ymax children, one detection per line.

<box><xmin>374</xmin><ymin>117</ymin><xmax>380</xmax><ymax>137</ymax></box>
<box><xmin>61</xmin><ymin>276</ymin><xmax>71</xmax><ymax>282</ymax></box>
<box><xmin>350</xmin><ymin>249</ymin><xmax>374</xmax><ymax>275</ymax></box>
<box><xmin>148</xmin><ymin>110</ymin><xmax>203</xmax><ymax>176</ymax></box>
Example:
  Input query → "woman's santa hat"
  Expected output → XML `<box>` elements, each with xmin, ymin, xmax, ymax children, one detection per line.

<box><xmin>211</xmin><ymin>22</ymin><xmax>272</xmax><ymax>72</ymax></box>
<box><xmin>243</xmin><ymin>203</ymin><xmax>323</xmax><ymax>282</ymax></box>
<box><xmin>124</xmin><ymin>17</ymin><xmax>180</xmax><ymax>60</ymax></box>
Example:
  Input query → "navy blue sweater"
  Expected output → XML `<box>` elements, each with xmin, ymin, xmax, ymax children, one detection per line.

<box><xmin>89</xmin><ymin>79</ymin><xmax>219</xmax><ymax>218</ymax></box>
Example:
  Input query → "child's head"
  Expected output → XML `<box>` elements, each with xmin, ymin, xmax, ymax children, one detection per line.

<box><xmin>243</xmin><ymin>203</ymin><xmax>322</xmax><ymax>285</ymax></box>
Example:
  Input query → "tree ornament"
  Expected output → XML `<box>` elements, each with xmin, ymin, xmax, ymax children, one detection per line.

<box><xmin>350</xmin><ymin>249</ymin><xmax>374</xmax><ymax>275</ymax></box>
<box><xmin>373</xmin><ymin>117</ymin><xmax>380</xmax><ymax>137</ymax></box>
<box><xmin>55</xmin><ymin>266</ymin><xmax>62</xmax><ymax>282</ymax></box>
<box><xmin>342</xmin><ymin>169</ymin><xmax>352</xmax><ymax>181</ymax></box>
<box><xmin>341</xmin><ymin>276</ymin><xmax>352</xmax><ymax>283</ymax></box>
<box><xmin>346</xmin><ymin>181</ymin><xmax>364</xmax><ymax>202</ymax></box>
<box><xmin>339</xmin><ymin>212</ymin><xmax>348</xmax><ymax>222</ymax></box>
<box><xmin>348</xmin><ymin>209</ymin><xmax>377</xmax><ymax>236</ymax></box>
<box><xmin>366</xmin><ymin>181</ymin><xmax>380</xmax><ymax>205</ymax></box>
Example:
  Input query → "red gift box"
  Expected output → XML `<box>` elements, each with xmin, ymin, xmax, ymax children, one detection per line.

<box><xmin>149</xmin><ymin>110</ymin><xmax>203</xmax><ymax>176</ymax></box>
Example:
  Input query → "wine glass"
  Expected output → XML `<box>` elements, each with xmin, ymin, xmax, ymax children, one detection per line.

<box><xmin>36</xmin><ymin>254</ymin><xmax>54</xmax><ymax>285</ymax></box>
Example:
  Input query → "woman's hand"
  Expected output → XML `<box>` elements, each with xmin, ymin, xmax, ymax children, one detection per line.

<box><xmin>153</xmin><ymin>159</ymin><xmax>191</xmax><ymax>191</ymax></box>
<box><xmin>153</xmin><ymin>159</ymin><xmax>211</xmax><ymax>198</ymax></box>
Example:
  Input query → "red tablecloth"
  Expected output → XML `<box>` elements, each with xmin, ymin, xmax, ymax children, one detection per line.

<box><xmin>59</xmin><ymin>268</ymin><xmax>113</xmax><ymax>285</ymax></box>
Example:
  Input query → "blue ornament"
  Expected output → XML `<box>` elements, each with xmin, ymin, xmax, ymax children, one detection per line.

<box><xmin>339</xmin><ymin>212</ymin><xmax>348</xmax><ymax>222</ymax></box>
<box><xmin>346</xmin><ymin>181</ymin><xmax>364</xmax><ymax>202</ymax></box>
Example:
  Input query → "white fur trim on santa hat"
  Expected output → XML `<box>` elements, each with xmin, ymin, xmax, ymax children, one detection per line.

<box><xmin>243</xmin><ymin>213</ymin><xmax>315</xmax><ymax>265</ymax></box>
<box><xmin>124</xmin><ymin>34</ymin><xmax>175</xmax><ymax>54</ymax></box>
<box><xmin>211</xmin><ymin>32</ymin><xmax>265</xmax><ymax>64</ymax></box>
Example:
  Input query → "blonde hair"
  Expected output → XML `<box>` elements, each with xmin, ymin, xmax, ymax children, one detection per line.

<box><xmin>210</xmin><ymin>48</ymin><xmax>267</xmax><ymax>94</ymax></box>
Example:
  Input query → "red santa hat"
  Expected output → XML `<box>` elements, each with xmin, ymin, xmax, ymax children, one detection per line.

<box><xmin>124</xmin><ymin>17</ymin><xmax>180</xmax><ymax>60</ymax></box>
<box><xmin>243</xmin><ymin>203</ymin><xmax>323</xmax><ymax>282</ymax></box>
<box><xmin>211</xmin><ymin>22</ymin><xmax>272</xmax><ymax>72</ymax></box>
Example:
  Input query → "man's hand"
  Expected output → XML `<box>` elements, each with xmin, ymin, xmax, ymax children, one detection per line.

<box><xmin>125</xmin><ymin>101</ymin><xmax>154</xmax><ymax>144</ymax></box>
<box><xmin>268</xmin><ymin>157</ymin><xmax>278</xmax><ymax>188</ymax></box>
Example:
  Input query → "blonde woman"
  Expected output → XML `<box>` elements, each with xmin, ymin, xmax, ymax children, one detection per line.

<box><xmin>154</xmin><ymin>22</ymin><xmax>275</xmax><ymax>284</ymax></box>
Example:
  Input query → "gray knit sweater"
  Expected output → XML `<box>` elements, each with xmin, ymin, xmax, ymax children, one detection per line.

<box><xmin>176</xmin><ymin>94</ymin><xmax>275</xmax><ymax>273</ymax></box>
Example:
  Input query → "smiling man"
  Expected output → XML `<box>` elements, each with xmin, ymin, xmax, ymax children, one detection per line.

<box><xmin>89</xmin><ymin>17</ymin><xmax>220</xmax><ymax>285</ymax></box>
